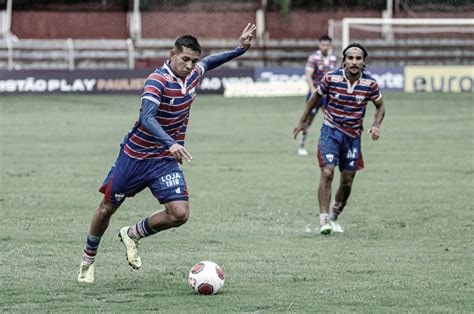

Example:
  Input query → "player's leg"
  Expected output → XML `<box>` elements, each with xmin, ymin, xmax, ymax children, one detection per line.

<box><xmin>78</xmin><ymin>199</ymin><xmax>121</xmax><ymax>283</ymax></box>
<box><xmin>329</xmin><ymin>134</ymin><xmax>364</xmax><ymax>232</ymax></box>
<box><xmin>78</xmin><ymin>152</ymin><xmax>143</xmax><ymax>282</ymax></box>
<box><xmin>120</xmin><ymin>202</ymin><xmax>189</xmax><ymax>270</ymax></box>
<box><xmin>318</xmin><ymin>166</ymin><xmax>335</xmax><ymax>234</ymax></box>
<box><xmin>125</xmin><ymin>200</ymin><xmax>189</xmax><ymax>238</ymax></box>
<box><xmin>329</xmin><ymin>170</ymin><xmax>356</xmax><ymax>233</ymax></box>
<box><xmin>316</xmin><ymin>124</ymin><xmax>342</xmax><ymax>235</ymax></box>
<box><xmin>119</xmin><ymin>160</ymin><xmax>189</xmax><ymax>269</ymax></box>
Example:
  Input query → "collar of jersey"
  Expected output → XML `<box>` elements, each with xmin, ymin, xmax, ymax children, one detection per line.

<box><xmin>163</xmin><ymin>61</ymin><xmax>187</xmax><ymax>94</ymax></box>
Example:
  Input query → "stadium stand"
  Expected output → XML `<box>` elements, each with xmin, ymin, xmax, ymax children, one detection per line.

<box><xmin>0</xmin><ymin>0</ymin><xmax>472</xmax><ymax>70</ymax></box>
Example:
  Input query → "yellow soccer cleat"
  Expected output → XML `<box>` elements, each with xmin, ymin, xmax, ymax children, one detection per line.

<box><xmin>118</xmin><ymin>227</ymin><xmax>142</xmax><ymax>270</ymax></box>
<box><xmin>77</xmin><ymin>262</ymin><xmax>95</xmax><ymax>283</ymax></box>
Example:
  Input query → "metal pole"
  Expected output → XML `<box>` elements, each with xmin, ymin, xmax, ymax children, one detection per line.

<box><xmin>5</xmin><ymin>0</ymin><xmax>12</xmax><ymax>34</ymax></box>
<box><xmin>127</xmin><ymin>38</ymin><xmax>135</xmax><ymax>69</ymax></box>
<box><xmin>130</xmin><ymin>0</ymin><xmax>141</xmax><ymax>40</ymax></box>
<box><xmin>67</xmin><ymin>38</ymin><xmax>75</xmax><ymax>71</ymax></box>
<box><xmin>383</xmin><ymin>0</ymin><xmax>394</xmax><ymax>41</ymax></box>
<box><xmin>6</xmin><ymin>36</ymin><xmax>13</xmax><ymax>71</ymax></box>
<box><xmin>386</xmin><ymin>0</ymin><xmax>393</xmax><ymax>17</ymax></box>
<box><xmin>342</xmin><ymin>19</ymin><xmax>350</xmax><ymax>49</ymax></box>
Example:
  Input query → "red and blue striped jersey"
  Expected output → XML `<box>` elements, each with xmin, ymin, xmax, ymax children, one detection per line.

<box><xmin>122</xmin><ymin>61</ymin><xmax>205</xmax><ymax>160</ymax></box>
<box><xmin>305</xmin><ymin>50</ymin><xmax>338</xmax><ymax>87</ymax></box>
<box><xmin>317</xmin><ymin>68</ymin><xmax>382</xmax><ymax>138</ymax></box>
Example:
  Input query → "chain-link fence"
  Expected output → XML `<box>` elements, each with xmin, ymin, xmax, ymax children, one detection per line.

<box><xmin>1</xmin><ymin>0</ymin><xmax>472</xmax><ymax>69</ymax></box>
<box><xmin>396</xmin><ymin>0</ymin><xmax>474</xmax><ymax>17</ymax></box>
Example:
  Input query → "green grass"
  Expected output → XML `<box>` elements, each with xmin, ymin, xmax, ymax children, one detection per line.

<box><xmin>0</xmin><ymin>93</ymin><xmax>473</xmax><ymax>313</ymax></box>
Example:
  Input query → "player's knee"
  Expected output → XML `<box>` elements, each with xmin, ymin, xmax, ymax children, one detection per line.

<box><xmin>321</xmin><ymin>167</ymin><xmax>334</xmax><ymax>182</ymax></box>
<box><xmin>341</xmin><ymin>173</ymin><xmax>356</xmax><ymax>188</ymax></box>
<box><xmin>168</xmin><ymin>203</ymin><xmax>189</xmax><ymax>226</ymax></box>
<box><xmin>96</xmin><ymin>202</ymin><xmax>117</xmax><ymax>218</ymax></box>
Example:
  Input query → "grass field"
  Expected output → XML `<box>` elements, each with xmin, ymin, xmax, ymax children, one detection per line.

<box><xmin>0</xmin><ymin>93</ymin><xmax>472</xmax><ymax>312</ymax></box>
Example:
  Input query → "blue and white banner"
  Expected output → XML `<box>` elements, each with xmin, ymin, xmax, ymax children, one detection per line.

<box><xmin>0</xmin><ymin>66</ymin><xmax>406</xmax><ymax>95</ymax></box>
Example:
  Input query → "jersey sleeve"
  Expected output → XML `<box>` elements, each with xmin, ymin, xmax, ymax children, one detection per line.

<box><xmin>369</xmin><ymin>81</ymin><xmax>382</xmax><ymax>102</ymax></box>
<box><xmin>139</xmin><ymin>98</ymin><xmax>177</xmax><ymax>148</ymax></box>
<box><xmin>305</xmin><ymin>55</ymin><xmax>316</xmax><ymax>70</ymax></box>
<box><xmin>198</xmin><ymin>46</ymin><xmax>247</xmax><ymax>73</ymax></box>
<box><xmin>141</xmin><ymin>72</ymin><xmax>166</xmax><ymax>105</ymax></box>
<box><xmin>317</xmin><ymin>73</ymin><xmax>331</xmax><ymax>95</ymax></box>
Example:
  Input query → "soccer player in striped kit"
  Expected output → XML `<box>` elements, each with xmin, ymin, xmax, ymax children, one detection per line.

<box><xmin>78</xmin><ymin>23</ymin><xmax>256</xmax><ymax>283</ymax></box>
<box><xmin>298</xmin><ymin>35</ymin><xmax>337</xmax><ymax>156</ymax></box>
<box><xmin>293</xmin><ymin>43</ymin><xmax>385</xmax><ymax>235</ymax></box>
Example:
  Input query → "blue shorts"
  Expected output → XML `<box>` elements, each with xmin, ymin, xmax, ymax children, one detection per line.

<box><xmin>99</xmin><ymin>152</ymin><xmax>189</xmax><ymax>205</ymax></box>
<box><xmin>317</xmin><ymin>124</ymin><xmax>364</xmax><ymax>171</ymax></box>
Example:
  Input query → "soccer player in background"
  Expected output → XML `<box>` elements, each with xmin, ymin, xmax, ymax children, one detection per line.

<box><xmin>298</xmin><ymin>35</ymin><xmax>337</xmax><ymax>156</ymax></box>
<box><xmin>293</xmin><ymin>43</ymin><xmax>385</xmax><ymax>235</ymax></box>
<box><xmin>78</xmin><ymin>23</ymin><xmax>256</xmax><ymax>283</ymax></box>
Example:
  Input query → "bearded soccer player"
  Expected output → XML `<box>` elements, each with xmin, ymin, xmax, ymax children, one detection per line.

<box><xmin>78</xmin><ymin>23</ymin><xmax>256</xmax><ymax>283</ymax></box>
<box><xmin>298</xmin><ymin>35</ymin><xmax>337</xmax><ymax>156</ymax></box>
<box><xmin>293</xmin><ymin>43</ymin><xmax>385</xmax><ymax>235</ymax></box>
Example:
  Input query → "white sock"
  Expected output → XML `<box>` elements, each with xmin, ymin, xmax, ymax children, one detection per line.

<box><xmin>320</xmin><ymin>213</ymin><xmax>329</xmax><ymax>226</ymax></box>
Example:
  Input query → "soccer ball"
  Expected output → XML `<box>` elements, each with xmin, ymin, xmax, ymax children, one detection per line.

<box><xmin>188</xmin><ymin>261</ymin><xmax>225</xmax><ymax>295</ymax></box>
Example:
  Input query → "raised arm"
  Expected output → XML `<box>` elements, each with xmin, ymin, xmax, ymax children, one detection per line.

<box><xmin>200</xmin><ymin>23</ymin><xmax>256</xmax><ymax>72</ymax></box>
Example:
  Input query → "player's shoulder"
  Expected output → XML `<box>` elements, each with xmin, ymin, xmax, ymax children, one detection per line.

<box><xmin>309</xmin><ymin>50</ymin><xmax>322</xmax><ymax>60</ymax></box>
<box><xmin>360</xmin><ymin>71</ymin><xmax>379</xmax><ymax>86</ymax></box>
<box><xmin>325</xmin><ymin>68</ymin><xmax>344</xmax><ymax>80</ymax></box>
<box><xmin>147</xmin><ymin>67</ymin><xmax>173</xmax><ymax>83</ymax></box>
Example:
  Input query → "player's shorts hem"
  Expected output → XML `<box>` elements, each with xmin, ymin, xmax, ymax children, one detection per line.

<box><xmin>159</xmin><ymin>196</ymin><xmax>189</xmax><ymax>204</ymax></box>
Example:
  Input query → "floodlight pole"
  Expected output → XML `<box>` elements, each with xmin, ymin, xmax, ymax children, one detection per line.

<box><xmin>129</xmin><ymin>0</ymin><xmax>142</xmax><ymax>40</ymax></box>
<box><xmin>256</xmin><ymin>0</ymin><xmax>267</xmax><ymax>41</ymax></box>
<box><xmin>5</xmin><ymin>0</ymin><xmax>12</xmax><ymax>35</ymax></box>
<box><xmin>67</xmin><ymin>38</ymin><xmax>75</xmax><ymax>71</ymax></box>
<box><xmin>383</xmin><ymin>0</ymin><xmax>394</xmax><ymax>41</ymax></box>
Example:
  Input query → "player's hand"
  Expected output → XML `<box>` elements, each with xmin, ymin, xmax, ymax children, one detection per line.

<box><xmin>239</xmin><ymin>23</ymin><xmax>256</xmax><ymax>50</ymax></box>
<box><xmin>169</xmin><ymin>143</ymin><xmax>193</xmax><ymax>164</ymax></box>
<box><xmin>367</xmin><ymin>126</ymin><xmax>381</xmax><ymax>140</ymax></box>
<box><xmin>293</xmin><ymin>121</ymin><xmax>306</xmax><ymax>139</ymax></box>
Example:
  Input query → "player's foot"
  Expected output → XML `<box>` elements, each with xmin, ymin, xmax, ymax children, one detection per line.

<box><xmin>329</xmin><ymin>220</ymin><xmax>344</xmax><ymax>233</ymax></box>
<box><xmin>298</xmin><ymin>147</ymin><xmax>308</xmax><ymax>156</ymax></box>
<box><xmin>119</xmin><ymin>226</ymin><xmax>142</xmax><ymax>270</ymax></box>
<box><xmin>319</xmin><ymin>223</ymin><xmax>332</xmax><ymax>235</ymax></box>
<box><xmin>77</xmin><ymin>262</ymin><xmax>95</xmax><ymax>283</ymax></box>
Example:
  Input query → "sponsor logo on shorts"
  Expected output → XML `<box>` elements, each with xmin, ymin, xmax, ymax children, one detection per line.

<box><xmin>347</xmin><ymin>148</ymin><xmax>358</xmax><ymax>159</ymax></box>
<box><xmin>161</xmin><ymin>172</ymin><xmax>182</xmax><ymax>188</ymax></box>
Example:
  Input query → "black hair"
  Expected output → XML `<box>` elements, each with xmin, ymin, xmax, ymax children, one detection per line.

<box><xmin>174</xmin><ymin>35</ymin><xmax>201</xmax><ymax>54</ymax></box>
<box><xmin>342</xmin><ymin>42</ymin><xmax>368</xmax><ymax>60</ymax></box>
<box><xmin>319</xmin><ymin>35</ymin><xmax>332</xmax><ymax>42</ymax></box>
